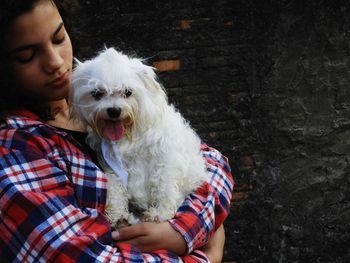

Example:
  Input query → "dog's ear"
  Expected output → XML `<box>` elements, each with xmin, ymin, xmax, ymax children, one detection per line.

<box><xmin>138</xmin><ymin>65</ymin><xmax>168</xmax><ymax>102</ymax></box>
<box><xmin>135</xmin><ymin>61</ymin><xmax>166</xmax><ymax>94</ymax></box>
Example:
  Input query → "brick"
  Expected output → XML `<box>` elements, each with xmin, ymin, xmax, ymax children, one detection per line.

<box><xmin>227</xmin><ymin>93</ymin><xmax>238</xmax><ymax>104</ymax></box>
<box><xmin>224</xmin><ymin>21</ymin><xmax>234</xmax><ymax>26</ymax></box>
<box><xmin>231</xmin><ymin>191</ymin><xmax>249</xmax><ymax>201</ymax></box>
<box><xmin>241</xmin><ymin>155</ymin><xmax>254</xmax><ymax>168</ymax></box>
<box><xmin>208</xmin><ymin>132</ymin><xmax>216</xmax><ymax>139</ymax></box>
<box><xmin>234</xmin><ymin>183</ymin><xmax>253</xmax><ymax>191</ymax></box>
<box><xmin>153</xmin><ymin>60</ymin><xmax>181</xmax><ymax>72</ymax></box>
<box><xmin>178</xmin><ymin>19</ymin><xmax>194</xmax><ymax>30</ymax></box>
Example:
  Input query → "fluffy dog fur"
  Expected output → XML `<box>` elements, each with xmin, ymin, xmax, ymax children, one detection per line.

<box><xmin>70</xmin><ymin>47</ymin><xmax>207</xmax><ymax>226</ymax></box>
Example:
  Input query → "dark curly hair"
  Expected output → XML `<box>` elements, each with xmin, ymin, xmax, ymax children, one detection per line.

<box><xmin>0</xmin><ymin>0</ymin><xmax>74</xmax><ymax>119</ymax></box>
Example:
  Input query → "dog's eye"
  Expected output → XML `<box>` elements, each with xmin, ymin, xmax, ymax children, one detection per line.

<box><xmin>91</xmin><ymin>89</ymin><xmax>105</xmax><ymax>100</ymax></box>
<box><xmin>125</xmin><ymin>89</ymin><xmax>132</xmax><ymax>98</ymax></box>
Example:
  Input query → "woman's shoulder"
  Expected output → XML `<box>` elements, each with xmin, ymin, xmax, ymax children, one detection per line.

<box><xmin>1</xmin><ymin>112</ymin><xmax>43</xmax><ymax>129</ymax></box>
<box><xmin>0</xmin><ymin>111</ymin><xmax>81</xmax><ymax>157</ymax></box>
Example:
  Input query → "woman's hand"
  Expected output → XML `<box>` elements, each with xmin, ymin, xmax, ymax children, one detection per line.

<box><xmin>112</xmin><ymin>221</ymin><xmax>187</xmax><ymax>255</ymax></box>
<box><xmin>202</xmin><ymin>224</ymin><xmax>225</xmax><ymax>263</ymax></box>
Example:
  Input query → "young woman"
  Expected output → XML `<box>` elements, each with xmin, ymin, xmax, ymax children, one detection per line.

<box><xmin>0</xmin><ymin>0</ymin><xmax>233</xmax><ymax>262</ymax></box>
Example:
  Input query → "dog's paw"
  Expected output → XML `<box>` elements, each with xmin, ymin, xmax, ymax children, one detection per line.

<box><xmin>109</xmin><ymin>212</ymin><xmax>140</xmax><ymax>228</ymax></box>
<box><xmin>141</xmin><ymin>207</ymin><xmax>174</xmax><ymax>222</ymax></box>
<box><xmin>126</xmin><ymin>213</ymin><xmax>141</xmax><ymax>225</ymax></box>
<box><xmin>105</xmin><ymin>204</ymin><xmax>131</xmax><ymax>227</ymax></box>
<box><xmin>116</xmin><ymin>217</ymin><xmax>130</xmax><ymax>228</ymax></box>
<box><xmin>140</xmin><ymin>213</ymin><xmax>160</xmax><ymax>223</ymax></box>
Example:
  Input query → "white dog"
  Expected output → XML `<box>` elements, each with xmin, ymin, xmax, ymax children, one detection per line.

<box><xmin>70</xmin><ymin>47</ymin><xmax>207</xmax><ymax>226</ymax></box>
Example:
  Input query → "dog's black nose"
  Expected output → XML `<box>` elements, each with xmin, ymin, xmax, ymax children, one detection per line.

<box><xmin>107</xmin><ymin>107</ymin><xmax>121</xmax><ymax>118</ymax></box>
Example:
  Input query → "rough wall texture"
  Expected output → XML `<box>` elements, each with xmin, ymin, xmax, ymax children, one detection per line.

<box><xmin>73</xmin><ymin>0</ymin><xmax>350</xmax><ymax>262</ymax></box>
<box><xmin>250</xmin><ymin>1</ymin><xmax>350</xmax><ymax>262</ymax></box>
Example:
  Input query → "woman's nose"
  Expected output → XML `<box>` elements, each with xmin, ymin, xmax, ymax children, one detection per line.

<box><xmin>43</xmin><ymin>47</ymin><xmax>64</xmax><ymax>74</ymax></box>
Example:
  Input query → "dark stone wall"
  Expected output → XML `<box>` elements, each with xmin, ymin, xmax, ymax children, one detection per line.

<box><xmin>72</xmin><ymin>0</ymin><xmax>350</xmax><ymax>262</ymax></box>
<box><xmin>249</xmin><ymin>1</ymin><xmax>350</xmax><ymax>262</ymax></box>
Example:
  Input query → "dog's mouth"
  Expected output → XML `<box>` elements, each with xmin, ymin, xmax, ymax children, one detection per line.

<box><xmin>93</xmin><ymin>111</ymin><xmax>134</xmax><ymax>141</ymax></box>
<box><xmin>102</xmin><ymin>120</ymin><xmax>125</xmax><ymax>141</ymax></box>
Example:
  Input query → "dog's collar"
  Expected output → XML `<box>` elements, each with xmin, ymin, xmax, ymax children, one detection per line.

<box><xmin>100</xmin><ymin>139</ymin><xmax>129</xmax><ymax>186</ymax></box>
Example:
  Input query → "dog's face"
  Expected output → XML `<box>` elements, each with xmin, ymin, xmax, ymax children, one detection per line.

<box><xmin>70</xmin><ymin>48</ymin><xmax>167</xmax><ymax>141</ymax></box>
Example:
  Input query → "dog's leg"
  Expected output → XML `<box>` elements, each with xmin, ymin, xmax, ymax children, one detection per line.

<box><xmin>105</xmin><ymin>173</ymin><xmax>132</xmax><ymax>227</ymax></box>
<box><xmin>142</xmin><ymin>197</ymin><xmax>179</xmax><ymax>222</ymax></box>
<box><xmin>142</xmin><ymin>172</ymin><xmax>182</xmax><ymax>222</ymax></box>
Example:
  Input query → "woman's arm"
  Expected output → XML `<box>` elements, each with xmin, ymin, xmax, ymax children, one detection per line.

<box><xmin>169</xmin><ymin>144</ymin><xmax>233</xmax><ymax>252</ymax></box>
<box><xmin>113</xmin><ymin>221</ymin><xmax>226</xmax><ymax>262</ymax></box>
<box><xmin>0</xmin><ymin>128</ymin><xmax>211</xmax><ymax>262</ymax></box>
<box><xmin>202</xmin><ymin>225</ymin><xmax>226</xmax><ymax>263</ymax></box>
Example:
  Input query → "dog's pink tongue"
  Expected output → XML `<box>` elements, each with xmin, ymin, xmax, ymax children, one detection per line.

<box><xmin>103</xmin><ymin>120</ymin><xmax>124</xmax><ymax>141</ymax></box>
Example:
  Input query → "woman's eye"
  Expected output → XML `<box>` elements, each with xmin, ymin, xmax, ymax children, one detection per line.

<box><xmin>91</xmin><ymin>89</ymin><xmax>105</xmax><ymax>100</ymax></box>
<box><xmin>125</xmin><ymin>89</ymin><xmax>132</xmax><ymax>97</ymax></box>
<box><xmin>53</xmin><ymin>36</ymin><xmax>65</xmax><ymax>45</ymax></box>
<box><xmin>53</xmin><ymin>26</ymin><xmax>67</xmax><ymax>45</ymax></box>
<box><xmin>14</xmin><ymin>50</ymin><xmax>35</xmax><ymax>64</ymax></box>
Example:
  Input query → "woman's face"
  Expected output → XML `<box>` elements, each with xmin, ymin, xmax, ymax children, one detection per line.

<box><xmin>5</xmin><ymin>0</ymin><xmax>73</xmax><ymax>102</ymax></box>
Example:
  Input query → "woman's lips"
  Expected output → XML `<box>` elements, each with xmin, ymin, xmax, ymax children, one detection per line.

<box><xmin>47</xmin><ymin>71</ymin><xmax>70</xmax><ymax>88</ymax></box>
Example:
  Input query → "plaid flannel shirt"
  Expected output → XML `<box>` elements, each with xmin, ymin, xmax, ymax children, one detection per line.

<box><xmin>0</xmin><ymin>110</ymin><xmax>233</xmax><ymax>263</ymax></box>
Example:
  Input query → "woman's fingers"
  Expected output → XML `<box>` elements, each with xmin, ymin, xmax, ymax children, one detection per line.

<box><xmin>112</xmin><ymin>222</ymin><xmax>151</xmax><ymax>241</ymax></box>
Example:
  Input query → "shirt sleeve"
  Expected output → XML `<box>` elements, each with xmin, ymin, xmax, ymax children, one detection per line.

<box><xmin>0</xmin><ymin>138</ymin><xmax>209</xmax><ymax>262</ymax></box>
<box><xmin>168</xmin><ymin>143</ymin><xmax>234</xmax><ymax>253</ymax></box>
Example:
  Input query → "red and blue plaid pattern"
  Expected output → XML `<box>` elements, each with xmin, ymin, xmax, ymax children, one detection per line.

<box><xmin>0</xmin><ymin>110</ymin><xmax>233</xmax><ymax>262</ymax></box>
